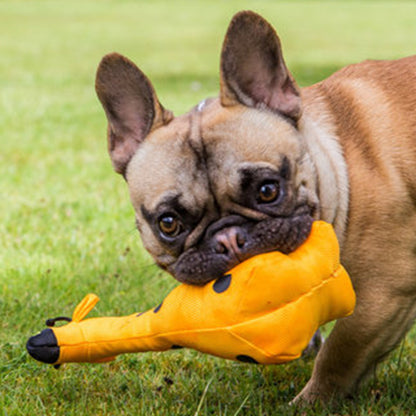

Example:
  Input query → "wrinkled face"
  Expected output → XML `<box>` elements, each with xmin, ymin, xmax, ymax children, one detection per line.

<box><xmin>95</xmin><ymin>11</ymin><xmax>319</xmax><ymax>285</ymax></box>
<box><xmin>126</xmin><ymin>101</ymin><xmax>317</xmax><ymax>284</ymax></box>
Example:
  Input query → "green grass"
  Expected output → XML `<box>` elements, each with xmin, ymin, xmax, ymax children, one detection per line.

<box><xmin>1</xmin><ymin>0</ymin><xmax>416</xmax><ymax>414</ymax></box>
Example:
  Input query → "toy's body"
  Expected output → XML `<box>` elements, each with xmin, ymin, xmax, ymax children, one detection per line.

<box><xmin>27</xmin><ymin>221</ymin><xmax>355</xmax><ymax>366</ymax></box>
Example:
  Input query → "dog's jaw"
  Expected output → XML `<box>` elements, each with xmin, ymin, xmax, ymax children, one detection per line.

<box><xmin>171</xmin><ymin>213</ymin><xmax>314</xmax><ymax>285</ymax></box>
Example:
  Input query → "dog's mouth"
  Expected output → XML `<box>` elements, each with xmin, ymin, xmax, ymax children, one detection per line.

<box><xmin>171</xmin><ymin>213</ymin><xmax>314</xmax><ymax>285</ymax></box>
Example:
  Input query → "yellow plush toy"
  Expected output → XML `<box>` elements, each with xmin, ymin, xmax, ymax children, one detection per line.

<box><xmin>27</xmin><ymin>221</ymin><xmax>355</xmax><ymax>366</ymax></box>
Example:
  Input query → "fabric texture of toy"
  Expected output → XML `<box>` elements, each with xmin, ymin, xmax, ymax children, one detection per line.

<box><xmin>27</xmin><ymin>221</ymin><xmax>356</xmax><ymax>366</ymax></box>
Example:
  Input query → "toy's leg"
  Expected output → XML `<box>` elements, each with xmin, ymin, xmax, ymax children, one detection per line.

<box><xmin>27</xmin><ymin>328</ymin><xmax>60</xmax><ymax>364</ymax></box>
<box><xmin>294</xmin><ymin>283</ymin><xmax>416</xmax><ymax>403</ymax></box>
<box><xmin>27</xmin><ymin>313</ymin><xmax>174</xmax><ymax>365</ymax></box>
<box><xmin>26</xmin><ymin>316</ymin><xmax>138</xmax><ymax>365</ymax></box>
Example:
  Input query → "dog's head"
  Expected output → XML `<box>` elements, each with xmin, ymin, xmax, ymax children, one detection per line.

<box><xmin>96</xmin><ymin>11</ymin><xmax>318</xmax><ymax>285</ymax></box>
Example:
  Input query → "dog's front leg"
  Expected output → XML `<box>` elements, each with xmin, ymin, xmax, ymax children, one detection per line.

<box><xmin>294</xmin><ymin>284</ymin><xmax>416</xmax><ymax>404</ymax></box>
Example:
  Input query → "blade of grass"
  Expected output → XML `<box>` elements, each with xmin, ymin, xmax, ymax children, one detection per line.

<box><xmin>194</xmin><ymin>377</ymin><xmax>214</xmax><ymax>416</ymax></box>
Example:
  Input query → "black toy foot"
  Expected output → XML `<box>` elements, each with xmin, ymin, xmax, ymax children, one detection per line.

<box><xmin>26</xmin><ymin>329</ymin><xmax>60</xmax><ymax>364</ymax></box>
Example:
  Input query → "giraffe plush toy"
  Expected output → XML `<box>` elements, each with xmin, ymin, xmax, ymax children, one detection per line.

<box><xmin>27</xmin><ymin>221</ymin><xmax>355</xmax><ymax>366</ymax></box>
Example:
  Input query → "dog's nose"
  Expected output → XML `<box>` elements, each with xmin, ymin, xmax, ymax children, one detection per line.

<box><xmin>214</xmin><ymin>227</ymin><xmax>246</xmax><ymax>258</ymax></box>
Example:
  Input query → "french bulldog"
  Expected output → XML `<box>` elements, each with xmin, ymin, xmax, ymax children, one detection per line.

<box><xmin>95</xmin><ymin>11</ymin><xmax>416</xmax><ymax>403</ymax></box>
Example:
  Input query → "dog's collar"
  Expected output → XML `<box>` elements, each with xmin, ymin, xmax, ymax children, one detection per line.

<box><xmin>197</xmin><ymin>99</ymin><xmax>207</xmax><ymax>112</ymax></box>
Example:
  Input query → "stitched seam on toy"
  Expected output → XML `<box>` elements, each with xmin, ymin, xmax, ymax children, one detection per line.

<box><xmin>230</xmin><ymin>264</ymin><xmax>344</xmax><ymax>329</ymax></box>
<box><xmin>226</xmin><ymin>329</ymin><xmax>298</xmax><ymax>360</ymax></box>
<box><xmin>58</xmin><ymin>329</ymin><xmax>298</xmax><ymax>362</ymax></box>
<box><xmin>57</xmin><ymin>265</ymin><xmax>345</xmax><ymax>349</ymax></box>
<box><xmin>229</xmin><ymin>265</ymin><xmax>344</xmax><ymax>357</ymax></box>
<box><xmin>235</xmin><ymin>261</ymin><xmax>258</xmax><ymax>320</ymax></box>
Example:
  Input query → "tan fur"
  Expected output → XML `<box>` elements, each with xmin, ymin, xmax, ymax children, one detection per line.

<box><xmin>96</xmin><ymin>12</ymin><xmax>416</xmax><ymax>404</ymax></box>
<box><xmin>295</xmin><ymin>56</ymin><xmax>416</xmax><ymax>401</ymax></box>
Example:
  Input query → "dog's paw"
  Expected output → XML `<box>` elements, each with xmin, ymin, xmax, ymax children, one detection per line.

<box><xmin>291</xmin><ymin>386</ymin><xmax>320</xmax><ymax>406</ymax></box>
<box><xmin>291</xmin><ymin>377</ymin><xmax>346</xmax><ymax>406</ymax></box>
<box><xmin>26</xmin><ymin>329</ymin><xmax>59</xmax><ymax>364</ymax></box>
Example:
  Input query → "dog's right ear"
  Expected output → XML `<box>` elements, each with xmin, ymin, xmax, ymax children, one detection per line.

<box><xmin>95</xmin><ymin>53</ymin><xmax>173</xmax><ymax>176</ymax></box>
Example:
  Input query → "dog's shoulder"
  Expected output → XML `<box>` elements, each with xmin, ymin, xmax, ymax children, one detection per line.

<box><xmin>302</xmin><ymin>56</ymin><xmax>416</xmax><ymax>209</ymax></box>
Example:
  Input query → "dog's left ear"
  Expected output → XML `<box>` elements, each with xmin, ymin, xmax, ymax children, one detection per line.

<box><xmin>220</xmin><ymin>11</ymin><xmax>301</xmax><ymax>122</ymax></box>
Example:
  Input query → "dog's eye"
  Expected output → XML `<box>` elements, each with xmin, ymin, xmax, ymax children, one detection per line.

<box><xmin>257</xmin><ymin>181</ymin><xmax>280</xmax><ymax>203</ymax></box>
<box><xmin>158</xmin><ymin>215</ymin><xmax>182</xmax><ymax>238</ymax></box>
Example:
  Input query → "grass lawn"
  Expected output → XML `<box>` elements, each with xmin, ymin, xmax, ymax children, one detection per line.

<box><xmin>1</xmin><ymin>0</ymin><xmax>416</xmax><ymax>414</ymax></box>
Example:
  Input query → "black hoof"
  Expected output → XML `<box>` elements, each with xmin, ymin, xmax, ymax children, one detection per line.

<box><xmin>26</xmin><ymin>329</ymin><xmax>60</xmax><ymax>364</ymax></box>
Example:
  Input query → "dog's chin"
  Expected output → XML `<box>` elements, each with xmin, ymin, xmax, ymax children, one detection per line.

<box><xmin>171</xmin><ymin>214</ymin><xmax>314</xmax><ymax>286</ymax></box>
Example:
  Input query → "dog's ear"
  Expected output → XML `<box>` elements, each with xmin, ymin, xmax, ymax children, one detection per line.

<box><xmin>220</xmin><ymin>11</ymin><xmax>301</xmax><ymax>122</ymax></box>
<box><xmin>96</xmin><ymin>53</ymin><xmax>173</xmax><ymax>175</ymax></box>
